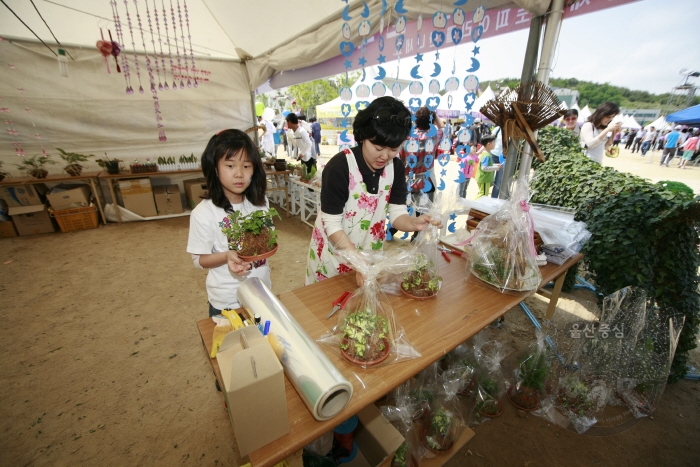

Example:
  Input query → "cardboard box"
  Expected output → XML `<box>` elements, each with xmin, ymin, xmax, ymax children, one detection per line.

<box><xmin>183</xmin><ymin>178</ymin><xmax>208</xmax><ymax>209</ymax></box>
<box><xmin>117</xmin><ymin>178</ymin><xmax>157</xmax><ymax>218</ymax></box>
<box><xmin>0</xmin><ymin>220</ymin><xmax>17</xmax><ymax>238</ymax></box>
<box><xmin>217</xmin><ymin>326</ymin><xmax>289</xmax><ymax>457</ymax></box>
<box><xmin>9</xmin><ymin>204</ymin><xmax>56</xmax><ymax>236</ymax></box>
<box><xmin>342</xmin><ymin>404</ymin><xmax>405</xmax><ymax>467</ymax></box>
<box><xmin>46</xmin><ymin>184</ymin><xmax>92</xmax><ymax>210</ymax></box>
<box><xmin>153</xmin><ymin>184</ymin><xmax>183</xmax><ymax>215</ymax></box>
<box><xmin>0</xmin><ymin>184</ymin><xmax>47</xmax><ymax>207</ymax></box>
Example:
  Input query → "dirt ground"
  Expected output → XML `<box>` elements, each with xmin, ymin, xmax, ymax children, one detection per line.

<box><xmin>1</xmin><ymin>144</ymin><xmax>699</xmax><ymax>467</ymax></box>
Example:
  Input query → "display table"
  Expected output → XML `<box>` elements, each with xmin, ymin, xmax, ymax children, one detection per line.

<box><xmin>197</xmin><ymin>252</ymin><xmax>583</xmax><ymax>467</ymax></box>
<box><xmin>289</xmin><ymin>178</ymin><xmax>320</xmax><ymax>228</ymax></box>
<box><xmin>0</xmin><ymin>172</ymin><xmax>106</xmax><ymax>224</ymax></box>
<box><xmin>99</xmin><ymin>169</ymin><xmax>290</xmax><ymax>223</ymax></box>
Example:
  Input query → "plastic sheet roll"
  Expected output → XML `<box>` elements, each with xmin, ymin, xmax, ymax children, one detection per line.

<box><xmin>237</xmin><ymin>278</ymin><xmax>353</xmax><ymax>421</ymax></box>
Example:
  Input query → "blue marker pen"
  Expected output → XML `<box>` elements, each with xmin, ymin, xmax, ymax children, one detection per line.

<box><xmin>263</xmin><ymin>320</ymin><xmax>271</xmax><ymax>336</ymax></box>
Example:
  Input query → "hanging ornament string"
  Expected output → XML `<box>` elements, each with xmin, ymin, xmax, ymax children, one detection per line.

<box><xmin>169</xmin><ymin>0</ymin><xmax>184</xmax><ymax>89</ymax></box>
<box><xmin>124</xmin><ymin>0</ymin><xmax>144</xmax><ymax>93</ymax></box>
<box><xmin>161</xmin><ymin>0</ymin><xmax>175</xmax><ymax>90</ymax></box>
<box><xmin>337</xmin><ymin>0</ymin><xmax>353</xmax><ymax>152</ymax></box>
<box><xmin>144</xmin><ymin>0</ymin><xmax>163</xmax><ymax>90</ymax></box>
<box><xmin>176</xmin><ymin>0</ymin><xmax>191</xmax><ymax>87</ymax></box>
<box><xmin>111</xmin><ymin>0</ymin><xmax>132</xmax><ymax>93</ymax></box>
<box><xmin>182</xmin><ymin>0</ymin><xmax>198</xmax><ymax>87</ymax></box>
<box><xmin>446</xmin><ymin>5</ymin><xmax>466</xmax><ymax>109</ymax></box>
<box><xmin>152</xmin><ymin>0</ymin><xmax>168</xmax><ymax>89</ymax></box>
<box><xmin>108</xmin><ymin>30</ymin><xmax>122</xmax><ymax>73</ymax></box>
<box><xmin>96</xmin><ymin>28</ymin><xmax>112</xmax><ymax>73</ymax></box>
<box><xmin>463</xmin><ymin>5</ymin><xmax>485</xmax><ymax>118</ymax></box>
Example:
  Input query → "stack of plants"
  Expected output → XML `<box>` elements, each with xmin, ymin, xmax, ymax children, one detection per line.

<box><xmin>531</xmin><ymin>127</ymin><xmax>700</xmax><ymax>382</ymax></box>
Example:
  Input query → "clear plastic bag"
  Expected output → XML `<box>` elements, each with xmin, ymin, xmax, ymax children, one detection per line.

<box><xmin>380</xmin><ymin>381</ymin><xmax>429</xmax><ymax>467</ymax></box>
<box><xmin>504</xmin><ymin>331</ymin><xmax>552</xmax><ymax>412</ymax></box>
<box><xmin>464</xmin><ymin>181</ymin><xmax>542</xmax><ymax>292</ymax></box>
<box><xmin>421</xmin><ymin>369</ymin><xmax>467</xmax><ymax>454</ymax></box>
<box><xmin>317</xmin><ymin>249</ymin><xmax>420</xmax><ymax>368</ymax></box>
<box><xmin>472</xmin><ymin>334</ymin><xmax>507</xmax><ymax>420</ymax></box>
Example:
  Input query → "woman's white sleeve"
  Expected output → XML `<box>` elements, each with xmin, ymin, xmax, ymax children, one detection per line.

<box><xmin>319</xmin><ymin>211</ymin><xmax>344</xmax><ymax>236</ymax></box>
<box><xmin>580</xmin><ymin>122</ymin><xmax>607</xmax><ymax>149</ymax></box>
<box><xmin>389</xmin><ymin>203</ymin><xmax>408</xmax><ymax>224</ymax></box>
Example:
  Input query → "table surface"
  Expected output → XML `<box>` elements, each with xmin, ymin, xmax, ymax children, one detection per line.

<box><xmin>198</xmin><ymin>251</ymin><xmax>582</xmax><ymax>467</ymax></box>
<box><xmin>97</xmin><ymin>168</ymin><xmax>203</xmax><ymax>179</ymax></box>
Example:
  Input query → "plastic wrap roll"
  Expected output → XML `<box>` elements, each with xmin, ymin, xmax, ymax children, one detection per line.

<box><xmin>237</xmin><ymin>278</ymin><xmax>353</xmax><ymax>421</ymax></box>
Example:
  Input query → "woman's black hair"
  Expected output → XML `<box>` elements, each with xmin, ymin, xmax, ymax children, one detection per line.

<box><xmin>352</xmin><ymin>96</ymin><xmax>411</xmax><ymax>148</ymax></box>
<box><xmin>563</xmin><ymin>109</ymin><xmax>579</xmax><ymax>119</ymax></box>
<box><xmin>588</xmin><ymin>102</ymin><xmax>620</xmax><ymax>130</ymax></box>
<box><xmin>480</xmin><ymin>135</ymin><xmax>496</xmax><ymax>146</ymax></box>
<box><xmin>201</xmin><ymin>129</ymin><xmax>267</xmax><ymax>212</ymax></box>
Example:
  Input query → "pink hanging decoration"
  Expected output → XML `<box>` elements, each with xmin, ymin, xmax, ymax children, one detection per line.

<box><xmin>96</xmin><ymin>29</ymin><xmax>113</xmax><ymax>73</ymax></box>
<box><xmin>124</xmin><ymin>0</ymin><xmax>144</xmax><ymax>93</ymax></box>
<box><xmin>108</xmin><ymin>30</ymin><xmax>122</xmax><ymax>73</ymax></box>
<box><xmin>144</xmin><ymin>1</ymin><xmax>163</xmax><ymax>90</ymax></box>
<box><xmin>182</xmin><ymin>0</ymin><xmax>197</xmax><ymax>87</ymax></box>
<box><xmin>170</xmin><ymin>0</ymin><xmax>184</xmax><ymax>89</ymax></box>
<box><xmin>160</xmin><ymin>0</ymin><xmax>173</xmax><ymax>90</ymax></box>
<box><xmin>111</xmin><ymin>0</ymin><xmax>132</xmax><ymax>92</ymax></box>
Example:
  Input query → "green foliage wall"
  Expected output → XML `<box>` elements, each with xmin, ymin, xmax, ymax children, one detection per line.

<box><xmin>531</xmin><ymin>143</ymin><xmax>700</xmax><ymax>382</ymax></box>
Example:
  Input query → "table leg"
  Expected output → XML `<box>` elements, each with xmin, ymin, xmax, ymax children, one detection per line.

<box><xmin>284</xmin><ymin>173</ymin><xmax>290</xmax><ymax>217</ymax></box>
<box><xmin>89</xmin><ymin>178</ymin><xmax>107</xmax><ymax>224</ymax></box>
<box><xmin>545</xmin><ymin>269</ymin><xmax>567</xmax><ymax>320</ymax></box>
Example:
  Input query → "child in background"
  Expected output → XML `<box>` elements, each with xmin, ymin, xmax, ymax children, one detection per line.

<box><xmin>187</xmin><ymin>129</ymin><xmax>272</xmax><ymax>317</ymax></box>
<box><xmin>457</xmin><ymin>145</ymin><xmax>480</xmax><ymax>198</ymax></box>
<box><xmin>474</xmin><ymin>135</ymin><xmax>502</xmax><ymax>199</ymax></box>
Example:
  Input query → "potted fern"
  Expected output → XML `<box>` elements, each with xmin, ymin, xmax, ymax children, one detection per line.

<box><xmin>507</xmin><ymin>349</ymin><xmax>551</xmax><ymax>411</ymax></box>
<box><xmin>339</xmin><ymin>308</ymin><xmax>391</xmax><ymax>366</ymax></box>
<box><xmin>220</xmin><ymin>208</ymin><xmax>280</xmax><ymax>261</ymax></box>
<box><xmin>56</xmin><ymin>148</ymin><xmax>94</xmax><ymax>176</ymax></box>
<box><xmin>16</xmin><ymin>155</ymin><xmax>57</xmax><ymax>179</ymax></box>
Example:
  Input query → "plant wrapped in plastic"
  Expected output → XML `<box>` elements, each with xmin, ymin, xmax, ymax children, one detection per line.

<box><xmin>422</xmin><ymin>370</ymin><xmax>466</xmax><ymax>454</ymax></box>
<box><xmin>472</xmin><ymin>334</ymin><xmax>507</xmax><ymax>419</ymax></box>
<box><xmin>380</xmin><ymin>381</ymin><xmax>430</xmax><ymax>467</ymax></box>
<box><xmin>318</xmin><ymin>249</ymin><xmax>420</xmax><ymax>369</ymax></box>
<box><xmin>465</xmin><ymin>181</ymin><xmax>542</xmax><ymax>292</ymax></box>
<box><xmin>506</xmin><ymin>331</ymin><xmax>552</xmax><ymax>411</ymax></box>
<box><xmin>444</xmin><ymin>341</ymin><xmax>478</xmax><ymax>397</ymax></box>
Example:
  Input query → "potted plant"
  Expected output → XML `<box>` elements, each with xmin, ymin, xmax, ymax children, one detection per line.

<box><xmin>507</xmin><ymin>350</ymin><xmax>551</xmax><ymax>411</ymax></box>
<box><xmin>15</xmin><ymin>155</ymin><xmax>57</xmax><ymax>179</ymax></box>
<box><xmin>56</xmin><ymin>148</ymin><xmax>94</xmax><ymax>176</ymax></box>
<box><xmin>557</xmin><ymin>376</ymin><xmax>595</xmax><ymax>417</ymax></box>
<box><xmin>392</xmin><ymin>441</ymin><xmax>419</xmax><ymax>467</ymax></box>
<box><xmin>339</xmin><ymin>308</ymin><xmax>390</xmax><ymax>366</ymax></box>
<box><xmin>422</xmin><ymin>406</ymin><xmax>455</xmax><ymax>453</ymax></box>
<box><xmin>96</xmin><ymin>154</ymin><xmax>122</xmax><ymax>175</ymax></box>
<box><xmin>0</xmin><ymin>161</ymin><xmax>9</xmax><ymax>182</ymax></box>
<box><xmin>220</xmin><ymin>208</ymin><xmax>280</xmax><ymax>261</ymax></box>
<box><xmin>300</xmin><ymin>164</ymin><xmax>316</xmax><ymax>183</ymax></box>
<box><xmin>475</xmin><ymin>378</ymin><xmax>503</xmax><ymax>417</ymax></box>
<box><xmin>401</xmin><ymin>254</ymin><xmax>442</xmax><ymax>299</ymax></box>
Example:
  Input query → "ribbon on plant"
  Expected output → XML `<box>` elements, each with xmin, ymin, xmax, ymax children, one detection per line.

<box><xmin>519</xmin><ymin>199</ymin><xmax>538</xmax><ymax>257</ymax></box>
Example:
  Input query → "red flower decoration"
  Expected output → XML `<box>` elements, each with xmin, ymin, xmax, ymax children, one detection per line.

<box><xmin>337</xmin><ymin>263</ymin><xmax>352</xmax><ymax>274</ymax></box>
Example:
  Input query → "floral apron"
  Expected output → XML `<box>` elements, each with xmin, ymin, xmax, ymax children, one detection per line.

<box><xmin>306</xmin><ymin>148</ymin><xmax>393</xmax><ymax>285</ymax></box>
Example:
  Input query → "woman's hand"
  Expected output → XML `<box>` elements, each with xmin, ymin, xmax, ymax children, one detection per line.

<box><xmin>227</xmin><ymin>250</ymin><xmax>251</xmax><ymax>275</ymax></box>
<box><xmin>413</xmin><ymin>214</ymin><xmax>442</xmax><ymax>231</ymax></box>
<box><xmin>355</xmin><ymin>270</ymin><xmax>366</xmax><ymax>288</ymax></box>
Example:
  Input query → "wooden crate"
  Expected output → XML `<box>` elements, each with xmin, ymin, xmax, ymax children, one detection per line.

<box><xmin>50</xmin><ymin>205</ymin><xmax>99</xmax><ymax>233</ymax></box>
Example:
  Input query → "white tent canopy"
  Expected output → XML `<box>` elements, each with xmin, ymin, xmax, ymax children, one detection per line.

<box><xmin>622</xmin><ymin>115</ymin><xmax>642</xmax><ymax>129</ymax></box>
<box><xmin>578</xmin><ymin>105</ymin><xmax>592</xmax><ymax>123</ymax></box>
<box><xmin>646</xmin><ymin>115</ymin><xmax>671</xmax><ymax>131</ymax></box>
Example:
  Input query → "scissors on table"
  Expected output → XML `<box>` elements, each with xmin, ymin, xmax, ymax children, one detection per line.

<box><xmin>326</xmin><ymin>291</ymin><xmax>352</xmax><ymax>320</ymax></box>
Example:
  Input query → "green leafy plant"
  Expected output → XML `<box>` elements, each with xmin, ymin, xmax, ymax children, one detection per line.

<box><xmin>558</xmin><ymin>377</ymin><xmax>595</xmax><ymax>416</ymax></box>
<box><xmin>339</xmin><ymin>308</ymin><xmax>389</xmax><ymax>363</ymax></box>
<box><xmin>476</xmin><ymin>378</ymin><xmax>502</xmax><ymax>416</ymax></box>
<box><xmin>56</xmin><ymin>148</ymin><xmax>94</xmax><ymax>176</ymax></box>
<box><xmin>300</xmin><ymin>164</ymin><xmax>317</xmax><ymax>182</ymax></box>
<box><xmin>656</xmin><ymin>180</ymin><xmax>694</xmax><ymax>198</ymax></box>
<box><xmin>15</xmin><ymin>155</ymin><xmax>57</xmax><ymax>179</ymax></box>
<box><xmin>508</xmin><ymin>350</ymin><xmax>550</xmax><ymax>410</ymax></box>
<box><xmin>401</xmin><ymin>254</ymin><xmax>442</xmax><ymax>298</ymax></box>
<box><xmin>220</xmin><ymin>208</ymin><xmax>280</xmax><ymax>257</ymax></box>
<box><xmin>96</xmin><ymin>153</ymin><xmax>122</xmax><ymax>174</ymax></box>
<box><xmin>424</xmin><ymin>406</ymin><xmax>456</xmax><ymax>452</ymax></box>
<box><xmin>531</xmin><ymin>150</ymin><xmax>700</xmax><ymax>383</ymax></box>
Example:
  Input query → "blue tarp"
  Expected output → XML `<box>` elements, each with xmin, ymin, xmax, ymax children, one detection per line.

<box><xmin>666</xmin><ymin>104</ymin><xmax>700</xmax><ymax>125</ymax></box>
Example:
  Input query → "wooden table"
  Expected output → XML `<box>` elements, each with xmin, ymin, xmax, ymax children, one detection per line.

<box><xmin>0</xmin><ymin>172</ymin><xmax>106</xmax><ymax>224</ymax></box>
<box><xmin>198</xmin><ymin>252</ymin><xmax>583</xmax><ymax>467</ymax></box>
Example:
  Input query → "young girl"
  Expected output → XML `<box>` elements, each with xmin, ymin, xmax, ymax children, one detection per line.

<box><xmin>473</xmin><ymin>135</ymin><xmax>501</xmax><ymax>199</ymax></box>
<box><xmin>187</xmin><ymin>129</ymin><xmax>271</xmax><ymax>317</ymax></box>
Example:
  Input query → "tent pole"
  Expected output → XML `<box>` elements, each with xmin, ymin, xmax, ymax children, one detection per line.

<box><xmin>499</xmin><ymin>13</ymin><xmax>542</xmax><ymax>199</ymax></box>
<box><xmin>517</xmin><ymin>0</ymin><xmax>565</xmax><ymax>180</ymax></box>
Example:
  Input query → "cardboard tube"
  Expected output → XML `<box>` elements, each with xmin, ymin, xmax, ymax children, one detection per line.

<box><xmin>237</xmin><ymin>278</ymin><xmax>353</xmax><ymax>421</ymax></box>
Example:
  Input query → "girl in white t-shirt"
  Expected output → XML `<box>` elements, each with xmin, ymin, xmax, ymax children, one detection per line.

<box><xmin>187</xmin><ymin>129</ymin><xmax>273</xmax><ymax>317</ymax></box>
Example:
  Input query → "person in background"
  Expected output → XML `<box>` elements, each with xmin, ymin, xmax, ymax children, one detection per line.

<box><xmin>640</xmin><ymin>126</ymin><xmax>656</xmax><ymax>156</ymax></box>
<box><xmin>306</xmin><ymin>96</ymin><xmax>439</xmax><ymax>286</ymax></box>
<box><xmin>659</xmin><ymin>126</ymin><xmax>682</xmax><ymax>167</ymax></box>
<box><xmin>272</xmin><ymin>122</ymin><xmax>281</xmax><ymax>157</ymax></box>
<box><xmin>625</xmin><ymin>127</ymin><xmax>639</xmax><ymax>150</ymax></box>
<box><xmin>285</xmin><ymin>122</ymin><xmax>296</xmax><ymax>158</ymax></box>
<box><xmin>562</xmin><ymin>109</ymin><xmax>580</xmax><ymax>136</ymax></box>
<box><xmin>469</xmin><ymin>118</ymin><xmax>490</xmax><ymax>146</ymax></box>
<box><xmin>310</xmin><ymin>117</ymin><xmax>322</xmax><ymax>157</ymax></box>
<box><xmin>489</xmin><ymin>127</ymin><xmax>506</xmax><ymax>198</ymax></box>
<box><xmin>678</xmin><ymin>129</ymin><xmax>699</xmax><ymax>169</ymax></box>
<box><xmin>298</xmin><ymin>115</ymin><xmax>315</xmax><ymax>156</ymax></box>
<box><xmin>457</xmin><ymin>144</ymin><xmax>479</xmax><ymax>198</ymax></box>
<box><xmin>286</xmin><ymin>113</ymin><xmax>316</xmax><ymax>173</ymax></box>
<box><xmin>444</xmin><ymin>119</ymin><xmax>453</xmax><ymax>142</ymax></box>
<box><xmin>187</xmin><ymin>129</ymin><xmax>272</xmax><ymax>317</ymax></box>
<box><xmin>474</xmin><ymin>135</ymin><xmax>502</xmax><ymax>199</ymax></box>
<box><xmin>631</xmin><ymin>126</ymin><xmax>646</xmax><ymax>153</ymax></box>
<box><xmin>579</xmin><ymin>102</ymin><xmax>621</xmax><ymax>164</ymax></box>
<box><xmin>259</xmin><ymin>116</ymin><xmax>276</xmax><ymax>157</ymax></box>
<box><xmin>396</xmin><ymin>106</ymin><xmax>444</xmax><ymax>241</ymax></box>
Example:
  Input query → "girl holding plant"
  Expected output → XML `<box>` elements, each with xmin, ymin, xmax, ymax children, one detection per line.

<box><xmin>187</xmin><ymin>129</ymin><xmax>272</xmax><ymax>317</ymax></box>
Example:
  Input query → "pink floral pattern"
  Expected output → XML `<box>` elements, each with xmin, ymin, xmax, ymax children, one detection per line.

<box><xmin>357</xmin><ymin>192</ymin><xmax>378</xmax><ymax>212</ymax></box>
